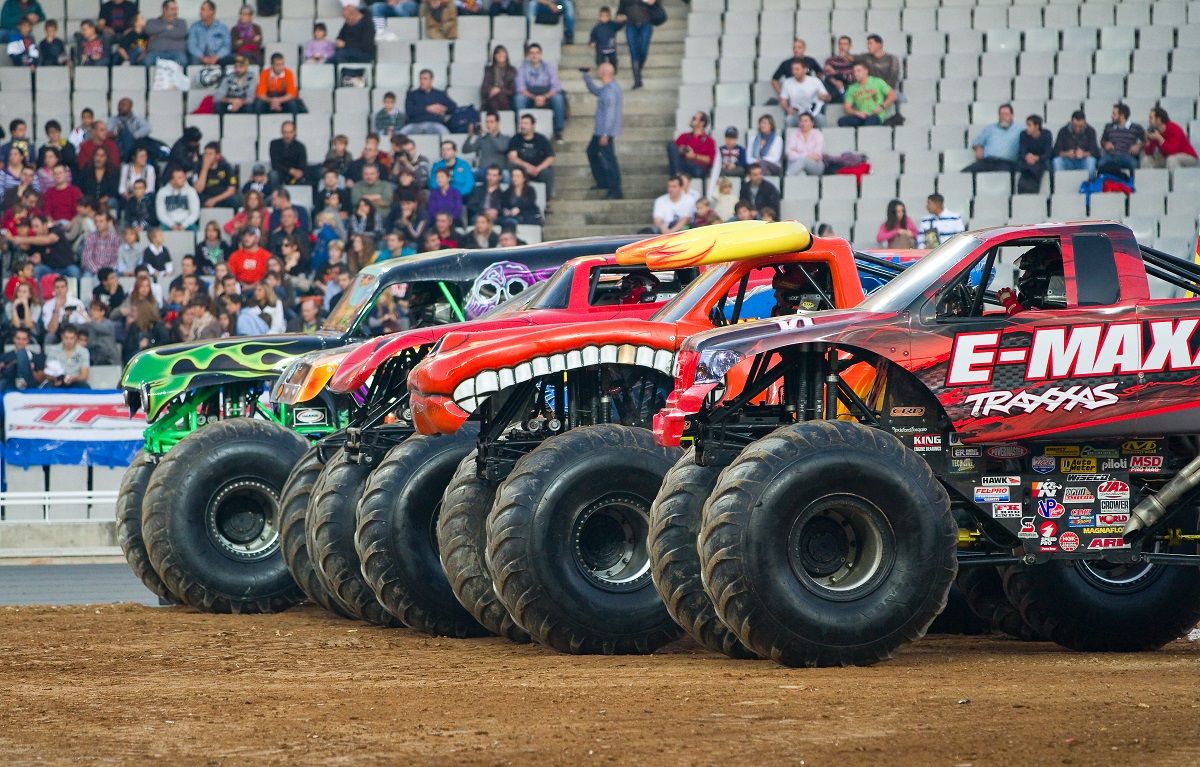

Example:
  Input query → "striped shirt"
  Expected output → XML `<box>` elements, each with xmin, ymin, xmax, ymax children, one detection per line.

<box><xmin>1101</xmin><ymin>120</ymin><xmax>1146</xmax><ymax>155</ymax></box>
<box><xmin>918</xmin><ymin>210</ymin><xmax>965</xmax><ymax>248</ymax></box>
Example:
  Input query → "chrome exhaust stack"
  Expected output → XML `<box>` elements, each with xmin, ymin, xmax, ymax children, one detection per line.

<box><xmin>1123</xmin><ymin>453</ymin><xmax>1200</xmax><ymax>543</ymax></box>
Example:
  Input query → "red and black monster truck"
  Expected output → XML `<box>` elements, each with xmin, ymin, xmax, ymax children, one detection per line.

<box><xmin>655</xmin><ymin>220</ymin><xmax>1200</xmax><ymax>667</ymax></box>
<box><xmin>267</xmin><ymin>253</ymin><xmax>698</xmax><ymax>634</ymax></box>
<box><xmin>406</xmin><ymin>221</ymin><xmax>906</xmax><ymax>654</ymax></box>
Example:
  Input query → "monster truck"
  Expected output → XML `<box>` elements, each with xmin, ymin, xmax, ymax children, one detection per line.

<box><xmin>267</xmin><ymin>254</ymin><xmax>697</xmax><ymax>631</ymax></box>
<box><xmin>118</xmin><ymin>235</ymin><xmax>639</xmax><ymax>612</ymax></box>
<box><xmin>407</xmin><ymin>220</ymin><xmax>906</xmax><ymax>654</ymax></box>
<box><xmin>654</xmin><ymin>221</ymin><xmax>1200</xmax><ymax>667</ymax></box>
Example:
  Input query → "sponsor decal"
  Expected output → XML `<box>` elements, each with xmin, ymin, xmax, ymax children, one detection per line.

<box><xmin>1037</xmin><ymin>498</ymin><xmax>1065</xmax><ymax>519</ymax></box>
<box><xmin>1031</xmin><ymin>481</ymin><xmax>1062</xmax><ymax>498</ymax></box>
<box><xmin>963</xmin><ymin>384</ymin><xmax>1120</xmax><ymax>418</ymax></box>
<box><xmin>1100</xmin><ymin>457</ymin><xmax>1129</xmax><ymax>471</ymax></box>
<box><xmin>1043</xmin><ymin>446</ymin><xmax>1081</xmax><ymax>457</ymax></box>
<box><xmin>293</xmin><ymin>408</ymin><xmax>327</xmax><ymax>425</ymax></box>
<box><xmin>1068</xmin><ymin>510</ymin><xmax>1094</xmax><ymax>527</ymax></box>
<box><xmin>1059</xmin><ymin>531</ymin><xmax>1080</xmax><ymax>552</ymax></box>
<box><xmin>1067</xmin><ymin>473</ymin><xmax>1111</xmax><ymax>482</ymax></box>
<box><xmin>1121</xmin><ymin>440</ymin><xmax>1158</xmax><ymax>455</ymax></box>
<box><xmin>891</xmin><ymin>426</ymin><xmax>929</xmax><ymax>434</ymax></box>
<box><xmin>992</xmin><ymin>502</ymin><xmax>1023</xmax><ymax>518</ymax></box>
<box><xmin>945</xmin><ymin>320</ymin><xmax>1200</xmax><ymax>386</ymax></box>
<box><xmin>974</xmin><ymin>486</ymin><xmax>1010</xmax><ymax>503</ymax></box>
<box><xmin>1018</xmin><ymin>518</ymin><xmax>1038</xmax><ymax>539</ymax></box>
<box><xmin>981</xmin><ymin>475</ymin><xmax>1021</xmax><ymax>486</ymax></box>
<box><xmin>1082</xmin><ymin>527</ymin><xmax>1125</xmax><ymax>535</ymax></box>
<box><xmin>986</xmin><ymin>445</ymin><xmax>1029</xmax><ymax>460</ymax></box>
<box><xmin>1097</xmin><ymin>480</ymin><xmax>1130</xmax><ymax>500</ymax></box>
<box><xmin>1100</xmin><ymin>500</ymin><xmax>1130</xmax><ymax>513</ymax></box>
<box><xmin>1082</xmin><ymin>446</ymin><xmax>1119</xmax><ymax>458</ymax></box>
<box><xmin>951</xmin><ymin>447</ymin><xmax>982</xmax><ymax>458</ymax></box>
<box><xmin>1031</xmin><ymin>455</ymin><xmax>1056</xmax><ymax>474</ymax></box>
<box><xmin>1130</xmin><ymin>455</ymin><xmax>1164</xmax><ymax>474</ymax></box>
<box><xmin>1088</xmin><ymin>537</ymin><xmax>1130</xmax><ymax>550</ymax></box>
<box><xmin>1063</xmin><ymin>487</ymin><xmax>1095</xmax><ymax>503</ymax></box>
<box><xmin>949</xmin><ymin>458</ymin><xmax>976</xmax><ymax>473</ymax></box>
<box><xmin>1039</xmin><ymin>520</ymin><xmax>1059</xmax><ymax>551</ymax></box>
<box><xmin>890</xmin><ymin>406</ymin><xmax>925</xmax><ymax>417</ymax></box>
<box><xmin>1060</xmin><ymin>457</ymin><xmax>1098</xmax><ymax>473</ymax></box>
<box><xmin>1098</xmin><ymin>513</ymin><xmax>1130</xmax><ymax>525</ymax></box>
<box><xmin>913</xmin><ymin>434</ymin><xmax>943</xmax><ymax>452</ymax></box>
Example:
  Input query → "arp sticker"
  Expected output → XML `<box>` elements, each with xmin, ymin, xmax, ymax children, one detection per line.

<box><xmin>1088</xmin><ymin>537</ymin><xmax>1129</xmax><ymax>550</ymax></box>
<box><xmin>981</xmin><ymin>475</ymin><xmax>1021</xmax><ymax>486</ymax></box>
<box><xmin>1130</xmin><ymin>455</ymin><xmax>1164</xmax><ymax>474</ymax></box>
<box><xmin>1060</xmin><ymin>457</ymin><xmax>1098</xmax><ymax>473</ymax></box>
<box><xmin>1037</xmin><ymin>498</ymin><xmax>1065</xmax><ymax>519</ymax></box>
<box><xmin>1059</xmin><ymin>531</ymin><xmax>1080</xmax><ymax>552</ymax></box>
<box><xmin>1031</xmin><ymin>456</ymin><xmax>1056</xmax><ymax>474</ymax></box>
<box><xmin>974</xmin><ymin>486</ymin><xmax>1010</xmax><ymax>503</ymax></box>
<box><xmin>992</xmin><ymin>502</ymin><xmax>1022</xmax><ymax>518</ymax></box>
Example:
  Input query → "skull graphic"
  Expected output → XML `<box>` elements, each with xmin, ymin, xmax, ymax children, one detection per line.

<box><xmin>464</xmin><ymin>261</ymin><xmax>557</xmax><ymax>319</ymax></box>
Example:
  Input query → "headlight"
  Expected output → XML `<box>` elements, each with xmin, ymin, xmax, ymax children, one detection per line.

<box><xmin>271</xmin><ymin>360</ymin><xmax>311</xmax><ymax>404</ymax></box>
<box><xmin>694</xmin><ymin>349</ymin><xmax>742</xmax><ymax>384</ymax></box>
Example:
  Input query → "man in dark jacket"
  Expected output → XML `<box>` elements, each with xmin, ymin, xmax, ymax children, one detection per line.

<box><xmin>1017</xmin><ymin>114</ymin><xmax>1053</xmax><ymax>194</ymax></box>
<box><xmin>332</xmin><ymin>3</ymin><xmax>375</xmax><ymax>63</ymax></box>
<box><xmin>269</xmin><ymin>120</ymin><xmax>308</xmax><ymax>185</ymax></box>
<box><xmin>1052</xmin><ymin>110</ymin><xmax>1100</xmax><ymax>177</ymax></box>
<box><xmin>738</xmin><ymin>163</ymin><xmax>781</xmax><ymax>216</ymax></box>
<box><xmin>402</xmin><ymin>69</ymin><xmax>456</xmax><ymax>136</ymax></box>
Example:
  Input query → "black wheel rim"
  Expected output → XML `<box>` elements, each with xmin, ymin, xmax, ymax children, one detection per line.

<box><xmin>570</xmin><ymin>492</ymin><xmax>652</xmax><ymax>593</ymax></box>
<box><xmin>787</xmin><ymin>493</ymin><xmax>897</xmax><ymax>602</ymax></box>
<box><xmin>205</xmin><ymin>478</ymin><xmax>280</xmax><ymax>562</ymax></box>
<box><xmin>1074</xmin><ymin>558</ymin><xmax>1164</xmax><ymax>593</ymax></box>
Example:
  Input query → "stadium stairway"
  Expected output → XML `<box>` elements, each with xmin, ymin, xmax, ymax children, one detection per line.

<box><xmin>544</xmin><ymin>0</ymin><xmax>690</xmax><ymax>239</ymax></box>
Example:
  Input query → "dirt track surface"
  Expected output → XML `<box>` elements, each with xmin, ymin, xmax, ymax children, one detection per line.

<box><xmin>2</xmin><ymin>604</ymin><xmax>1199</xmax><ymax>766</ymax></box>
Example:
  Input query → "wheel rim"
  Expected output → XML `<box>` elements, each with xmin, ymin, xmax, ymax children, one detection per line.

<box><xmin>206</xmin><ymin>478</ymin><xmax>280</xmax><ymax>562</ymax></box>
<box><xmin>787</xmin><ymin>493</ymin><xmax>896</xmax><ymax>601</ymax></box>
<box><xmin>571</xmin><ymin>492</ymin><xmax>652</xmax><ymax>593</ymax></box>
<box><xmin>1074</xmin><ymin>558</ymin><xmax>1164</xmax><ymax>593</ymax></box>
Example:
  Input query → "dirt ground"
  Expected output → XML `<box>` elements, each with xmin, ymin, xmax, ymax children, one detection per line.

<box><xmin>2</xmin><ymin>604</ymin><xmax>1199</xmax><ymax>766</ymax></box>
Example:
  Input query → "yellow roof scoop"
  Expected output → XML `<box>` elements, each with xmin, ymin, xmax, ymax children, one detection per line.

<box><xmin>615</xmin><ymin>220</ymin><xmax>812</xmax><ymax>269</ymax></box>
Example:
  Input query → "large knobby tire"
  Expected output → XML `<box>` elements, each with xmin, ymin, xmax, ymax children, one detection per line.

<box><xmin>436</xmin><ymin>452</ymin><xmax>531</xmax><ymax>643</ymax></box>
<box><xmin>1003</xmin><ymin>553</ymin><xmax>1200</xmax><ymax>652</ymax></box>
<box><xmin>488</xmin><ymin>425</ymin><xmax>685</xmax><ymax>655</ymax></box>
<box><xmin>356</xmin><ymin>432</ymin><xmax>489</xmax><ymax>638</ymax></box>
<box><xmin>307</xmin><ymin>448</ymin><xmax>404</xmax><ymax>627</ymax></box>
<box><xmin>700</xmin><ymin>421</ymin><xmax>958</xmax><ymax>667</ymax></box>
<box><xmin>279</xmin><ymin>446</ymin><xmax>354</xmax><ymax>618</ymax></box>
<box><xmin>116</xmin><ymin>451</ymin><xmax>179</xmax><ymax>604</ymax></box>
<box><xmin>926</xmin><ymin>582</ymin><xmax>990</xmax><ymax>636</ymax></box>
<box><xmin>141</xmin><ymin>419</ymin><xmax>308</xmax><ymax>613</ymax></box>
<box><xmin>649</xmin><ymin>449</ymin><xmax>758</xmax><ymax>659</ymax></box>
<box><xmin>957</xmin><ymin>566</ymin><xmax>1042</xmax><ymax>641</ymax></box>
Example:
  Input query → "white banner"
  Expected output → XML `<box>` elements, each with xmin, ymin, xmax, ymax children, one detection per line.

<box><xmin>4</xmin><ymin>391</ymin><xmax>146</xmax><ymax>443</ymax></box>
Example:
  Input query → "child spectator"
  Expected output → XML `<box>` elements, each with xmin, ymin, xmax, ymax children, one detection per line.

<box><xmin>85</xmin><ymin>299</ymin><xmax>121</xmax><ymax>365</ymax></box>
<box><xmin>589</xmin><ymin>6</ymin><xmax>623</xmax><ymax>70</ymax></box>
<box><xmin>74</xmin><ymin>19</ymin><xmax>110</xmax><ymax>66</ymax></box>
<box><xmin>36</xmin><ymin>18</ymin><xmax>67</xmax><ymax>65</ymax></box>
<box><xmin>7</xmin><ymin>17</ymin><xmax>38</xmax><ymax>67</ymax></box>
<box><xmin>141</xmin><ymin>227</ymin><xmax>173</xmax><ymax>278</ymax></box>
<box><xmin>715</xmin><ymin>127</ymin><xmax>746</xmax><ymax>180</ymax></box>
<box><xmin>426</xmin><ymin>167</ymin><xmax>464</xmax><ymax>224</ymax></box>
<box><xmin>303</xmin><ymin>21</ymin><xmax>334</xmax><ymax>63</ymax></box>
<box><xmin>122</xmin><ymin>179</ymin><xmax>156</xmax><ymax>231</ymax></box>
<box><xmin>691</xmin><ymin>197</ymin><xmax>720</xmax><ymax>227</ymax></box>
<box><xmin>117</xmin><ymin>225</ymin><xmax>141</xmax><ymax>274</ymax></box>
<box><xmin>374</xmin><ymin>92</ymin><xmax>405</xmax><ymax>138</ymax></box>
<box><xmin>711</xmin><ymin>177</ymin><xmax>736</xmax><ymax>220</ymax></box>
<box><xmin>117</xmin><ymin>13</ymin><xmax>148</xmax><ymax>65</ymax></box>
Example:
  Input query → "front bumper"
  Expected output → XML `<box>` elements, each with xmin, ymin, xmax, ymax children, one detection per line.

<box><xmin>652</xmin><ymin>383</ymin><xmax>717</xmax><ymax>447</ymax></box>
<box><xmin>410</xmin><ymin>391</ymin><xmax>470</xmax><ymax>435</ymax></box>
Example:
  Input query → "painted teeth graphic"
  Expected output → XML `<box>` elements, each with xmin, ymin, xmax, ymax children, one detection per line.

<box><xmin>449</xmin><ymin>345</ymin><xmax>676</xmax><ymax>413</ymax></box>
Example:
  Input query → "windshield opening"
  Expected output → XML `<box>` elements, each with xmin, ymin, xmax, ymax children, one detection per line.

<box><xmin>857</xmin><ymin>233</ymin><xmax>982</xmax><ymax>313</ymax></box>
<box><xmin>650</xmin><ymin>263</ymin><xmax>738</xmax><ymax>323</ymax></box>
<box><xmin>529</xmin><ymin>263</ymin><xmax>576</xmax><ymax>310</ymax></box>
<box><xmin>321</xmin><ymin>271</ymin><xmax>380</xmax><ymax>334</ymax></box>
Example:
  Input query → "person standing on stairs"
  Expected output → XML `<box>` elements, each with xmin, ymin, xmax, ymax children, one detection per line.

<box><xmin>616</xmin><ymin>0</ymin><xmax>658</xmax><ymax>89</ymax></box>
<box><xmin>583</xmin><ymin>62</ymin><xmax>623</xmax><ymax>200</ymax></box>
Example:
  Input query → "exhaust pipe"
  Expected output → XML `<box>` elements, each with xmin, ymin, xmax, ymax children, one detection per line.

<box><xmin>1124</xmin><ymin>453</ymin><xmax>1200</xmax><ymax>543</ymax></box>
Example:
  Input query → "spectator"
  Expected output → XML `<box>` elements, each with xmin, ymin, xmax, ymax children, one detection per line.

<box><xmin>287</xmin><ymin>297</ymin><xmax>323</xmax><ymax>333</ymax></box>
<box><xmin>507</xmin><ymin>113</ymin><xmax>556</xmax><ymax>203</ymax></box>
<box><xmin>464</xmin><ymin>111</ymin><xmax>511</xmax><ymax>182</ymax></box>
<box><xmin>770</xmin><ymin>38</ymin><xmax>822</xmax><ymax>102</ymax></box>
<box><xmin>615</xmin><ymin>0</ymin><xmax>656</xmax><ymax>90</ymax></box>
<box><xmin>1142</xmin><ymin>106</ymin><xmax>1197</xmax><ymax>171</ymax></box>
<box><xmin>351</xmin><ymin>164</ymin><xmax>393</xmax><ymax>212</ymax></box>
<box><xmin>347</xmin><ymin>233</ymin><xmax>378</xmax><ymax>270</ymax></box>
<box><xmin>250</xmin><ymin>282</ymin><xmax>285</xmax><ymax>333</ymax></box>
<box><xmin>374</xmin><ymin>91</ymin><xmax>404</xmax><ymax>138</ymax></box>
<box><xmin>228</xmin><ymin>227</ymin><xmax>270</xmax><ymax>285</ymax></box>
<box><xmin>186</xmin><ymin>295</ymin><xmax>222</xmax><ymax>339</ymax></box>
<box><xmin>1097</xmin><ymin>103</ymin><xmax>1144</xmax><ymax>176</ymax></box>
<box><xmin>2</xmin><ymin>118</ymin><xmax>33</xmax><ymax>162</ymax></box>
<box><xmin>738</xmin><ymin>163</ymin><xmax>780</xmax><ymax>215</ymax></box>
<box><xmin>256</xmin><ymin>52</ymin><xmax>303</xmax><ymax>115</ymax></box>
<box><xmin>123</xmin><ymin>301</ymin><xmax>169</xmax><ymax>360</ymax></box>
<box><xmin>747</xmin><ymin>115</ymin><xmax>783</xmax><ymax>177</ymax></box>
<box><xmin>710</xmin><ymin>176</ymin><xmax>736</xmax><ymax>220</ymax></box>
<box><xmin>116</xmin><ymin>226</ymin><xmax>141</xmax><ymax>274</ymax></box>
<box><xmin>141</xmin><ymin>227</ymin><xmax>172</xmax><ymax>278</ymax></box>
<box><xmin>1017</xmin><ymin>114</ymin><xmax>1053</xmax><ymax>194</ymax></box>
<box><xmin>41</xmin><ymin>275</ymin><xmax>88</xmax><ymax>343</ymax></box>
<box><xmin>81</xmin><ymin>211</ymin><xmax>122</xmax><ymax>276</ymax></box>
<box><xmin>74</xmin><ymin>19</ymin><xmax>109</xmax><ymax>66</ymax></box>
<box><xmin>583</xmin><ymin>62</ymin><xmax>623</xmax><ymax>200</ymax></box>
<box><xmin>191</xmin><ymin>229</ymin><xmax>226</xmax><ymax>273</ymax></box>
<box><xmin>375</xmin><ymin>229</ymin><xmax>405</xmax><ymax>262</ymax></box>
<box><xmin>187</xmin><ymin>0</ymin><xmax>230</xmax><ymax>65</ymax></box>
<box><xmin>690</xmin><ymin>197</ymin><xmax>720</xmax><ymax>227</ymax></box>
<box><xmin>68</xmin><ymin>108</ymin><xmax>94</xmax><ymax>151</ymax></box>
<box><xmin>778</xmin><ymin>60</ymin><xmax>831</xmax><ymax>128</ymax></box>
<box><xmin>168</xmin><ymin>126</ymin><xmax>202</xmax><ymax>179</ymax></box>
<box><xmin>14</xmin><ymin>214</ymin><xmax>76</xmax><ymax>279</ymax></box>
<box><xmin>229</xmin><ymin>4</ymin><xmax>264</xmax><ymax>65</ymax></box>
<box><xmin>92</xmin><ymin>266</ymin><xmax>127</xmax><ymax>314</ymax></box>
<box><xmin>242</xmin><ymin>162</ymin><xmax>275</xmax><ymax>199</ymax></box>
<box><xmin>403</xmin><ymin>69</ymin><xmax>455</xmax><ymax>136</ymax></box>
<box><xmin>964</xmin><ymin>104</ymin><xmax>1020</xmax><ymax>174</ymax></box>
<box><xmin>429</xmin><ymin>140</ymin><xmax>475</xmax><ymax>198</ymax></box>
<box><xmin>527</xmin><ymin>0</ymin><xmax>574</xmax><ymax>44</ymax></box>
<box><xmin>62</xmin><ymin>196</ymin><xmax>98</xmax><ymax>252</ymax></box>
<box><xmin>856</xmin><ymin>34</ymin><xmax>901</xmax><ymax>93</ymax></box>
<box><xmin>8</xmin><ymin>280</ymin><xmax>39</xmax><ymax>336</ymax></box>
<box><xmin>303</xmin><ymin>21</ymin><xmax>334</xmax><ymax>63</ymax></box>
<box><xmin>332</xmin><ymin>3</ymin><xmax>376</xmax><ymax>64</ymax></box>
<box><xmin>370</xmin><ymin>0</ymin><xmax>418</xmax><ymax>42</ymax></box>
<box><xmin>488</xmin><ymin>0</ymin><xmax>521</xmax><ymax>18</ymax></box>
<box><xmin>120</xmin><ymin>146</ymin><xmax>156</xmax><ymax>200</ymax></box>
<box><xmin>515</xmin><ymin>43</ymin><xmax>566</xmax><ymax>140</ymax></box>
<box><xmin>98</xmin><ymin>0</ymin><xmax>137</xmax><ymax>39</ymax></box>
<box><xmin>651</xmin><ymin>175</ymin><xmax>694</xmax><ymax>234</ymax></box>
<box><xmin>269</xmin><ymin>121</ymin><xmax>308</xmax><ymax>185</ymax></box>
<box><xmin>427</xmin><ymin>167</ymin><xmax>464</xmax><ymax>223</ymax></box>
<box><xmin>480</xmin><ymin>45</ymin><xmax>517</xmax><ymax>112</ymax></box>
<box><xmin>499</xmin><ymin>166</ymin><xmax>541</xmax><ymax>228</ymax></box>
<box><xmin>195</xmin><ymin>141</ymin><xmax>238</xmax><ymax>209</ymax></box>
<box><xmin>0</xmin><ymin>0</ymin><xmax>42</xmax><ymax>32</ymax></box>
<box><xmin>468</xmin><ymin>165</ymin><xmax>505</xmax><ymax>222</ymax></box>
<box><xmin>431</xmin><ymin>211</ymin><xmax>460</xmax><ymax>247</ymax></box>
<box><xmin>875</xmin><ymin>199</ymin><xmax>917</xmax><ymax>248</ymax></box>
<box><xmin>667</xmin><ymin>111</ymin><xmax>715</xmax><ymax>179</ymax></box>
<box><xmin>7</xmin><ymin>17</ymin><xmax>37</xmax><ymax>67</ymax></box>
<box><xmin>714</xmin><ymin>127</ymin><xmax>747</xmax><ymax>181</ymax></box>
<box><xmin>107</xmin><ymin>98</ymin><xmax>152</xmax><ymax>161</ymax></box>
<box><xmin>589</xmin><ymin>6</ymin><xmax>622</xmax><ymax>71</ymax></box>
<box><xmin>4</xmin><ymin>259</ymin><xmax>36</xmax><ymax>301</ymax></box>
<box><xmin>785</xmin><ymin>112</ymin><xmax>824</xmax><ymax>176</ymax></box>
<box><xmin>45</xmin><ymin>324</ymin><xmax>89</xmax><ymax>387</ymax></box>
<box><xmin>122</xmin><ymin>179</ymin><xmax>157</xmax><ymax>230</ymax></box>
<box><xmin>423</xmin><ymin>0</ymin><xmax>457</xmax><ymax>40</ymax></box>
<box><xmin>917</xmin><ymin>193</ymin><xmax>964</xmax><ymax>248</ymax></box>
<box><xmin>1052</xmin><ymin>110</ymin><xmax>1101</xmax><ymax>177</ymax></box>
<box><xmin>225</xmin><ymin>188</ymin><xmax>271</xmax><ymax>236</ymax></box>
<box><xmin>36</xmin><ymin>18</ymin><xmax>67</xmax><ymax>65</ymax></box>
<box><xmin>270</xmin><ymin>187</ymin><xmax>310</xmax><ymax>232</ymax></box>
<box><xmin>39</xmin><ymin>120</ymin><xmax>76</xmax><ymax>171</ymax></box>
<box><xmin>146</xmin><ymin>0</ymin><xmax>189</xmax><ymax>67</ymax></box>
<box><xmin>156</xmin><ymin>166</ymin><xmax>201</xmax><ymax>230</ymax></box>
<box><xmin>43</xmin><ymin>165</ymin><xmax>81</xmax><ymax>225</ymax></box>
<box><xmin>216</xmin><ymin>54</ymin><xmax>258</xmax><ymax>114</ymax></box>
<box><xmin>839</xmin><ymin>62</ymin><xmax>895</xmax><ymax>128</ymax></box>
<box><xmin>463</xmin><ymin>213</ymin><xmax>498</xmax><ymax>249</ymax></box>
<box><xmin>78</xmin><ymin>147</ymin><xmax>120</xmax><ymax>211</ymax></box>
<box><xmin>77</xmin><ymin>121</ymin><xmax>120</xmax><ymax>173</ymax></box>
<box><xmin>823</xmin><ymin>35</ymin><xmax>854</xmax><ymax>104</ymax></box>
<box><xmin>392</xmin><ymin>135</ymin><xmax>431</xmax><ymax>187</ymax></box>
<box><xmin>1</xmin><ymin>327</ymin><xmax>43</xmax><ymax>390</ymax></box>
<box><xmin>116</xmin><ymin>13</ymin><xmax>148</xmax><ymax>65</ymax></box>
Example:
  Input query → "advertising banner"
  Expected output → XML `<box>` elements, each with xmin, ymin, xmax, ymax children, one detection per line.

<box><xmin>3</xmin><ymin>390</ymin><xmax>144</xmax><ymax>467</ymax></box>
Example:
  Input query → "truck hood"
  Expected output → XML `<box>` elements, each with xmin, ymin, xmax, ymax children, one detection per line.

<box><xmin>123</xmin><ymin>333</ymin><xmax>340</xmax><ymax>420</ymax></box>
<box><xmin>682</xmin><ymin>309</ymin><xmax>897</xmax><ymax>358</ymax></box>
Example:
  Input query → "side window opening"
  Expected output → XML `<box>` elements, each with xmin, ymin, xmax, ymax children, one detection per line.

<box><xmin>1072</xmin><ymin>234</ymin><xmax>1120</xmax><ymax>306</ymax></box>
